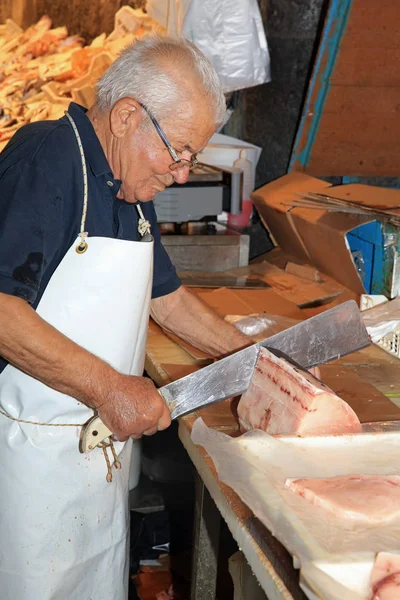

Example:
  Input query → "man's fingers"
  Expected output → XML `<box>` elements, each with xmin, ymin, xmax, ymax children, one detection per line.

<box><xmin>113</xmin><ymin>434</ymin><xmax>129</xmax><ymax>442</ymax></box>
<box><xmin>158</xmin><ymin>404</ymin><xmax>172</xmax><ymax>431</ymax></box>
<box><xmin>142</xmin><ymin>426</ymin><xmax>158</xmax><ymax>436</ymax></box>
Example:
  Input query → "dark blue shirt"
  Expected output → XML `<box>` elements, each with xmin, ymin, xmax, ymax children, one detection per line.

<box><xmin>0</xmin><ymin>102</ymin><xmax>181</xmax><ymax>373</ymax></box>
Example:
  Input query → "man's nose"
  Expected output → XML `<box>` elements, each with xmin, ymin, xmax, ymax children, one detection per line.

<box><xmin>172</xmin><ymin>166</ymin><xmax>190</xmax><ymax>184</ymax></box>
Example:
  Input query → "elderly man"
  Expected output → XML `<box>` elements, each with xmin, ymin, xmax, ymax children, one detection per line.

<box><xmin>0</xmin><ymin>36</ymin><xmax>249</xmax><ymax>599</ymax></box>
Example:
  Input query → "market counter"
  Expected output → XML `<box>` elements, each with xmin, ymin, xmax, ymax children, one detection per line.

<box><xmin>144</xmin><ymin>314</ymin><xmax>400</xmax><ymax>600</ymax></box>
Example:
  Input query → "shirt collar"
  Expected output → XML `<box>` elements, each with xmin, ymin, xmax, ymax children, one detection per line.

<box><xmin>65</xmin><ymin>102</ymin><xmax>117</xmax><ymax>179</ymax></box>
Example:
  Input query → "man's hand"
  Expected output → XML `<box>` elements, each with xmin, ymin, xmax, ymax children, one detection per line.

<box><xmin>151</xmin><ymin>286</ymin><xmax>252</xmax><ymax>357</ymax></box>
<box><xmin>0</xmin><ymin>294</ymin><xmax>171</xmax><ymax>441</ymax></box>
<box><xmin>97</xmin><ymin>374</ymin><xmax>171</xmax><ymax>441</ymax></box>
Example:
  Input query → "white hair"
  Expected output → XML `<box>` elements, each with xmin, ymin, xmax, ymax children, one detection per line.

<box><xmin>96</xmin><ymin>35</ymin><xmax>226</xmax><ymax>128</ymax></box>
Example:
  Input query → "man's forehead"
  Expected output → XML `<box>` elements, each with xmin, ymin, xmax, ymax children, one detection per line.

<box><xmin>166</xmin><ymin>117</ymin><xmax>215</xmax><ymax>151</ymax></box>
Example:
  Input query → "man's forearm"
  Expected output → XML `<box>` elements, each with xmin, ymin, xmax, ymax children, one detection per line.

<box><xmin>0</xmin><ymin>292</ymin><xmax>113</xmax><ymax>408</ymax></box>
<box><xmin>150</xmin><ymin>286</ymin><xmax>251</xmax><ymax>357</ymax></box>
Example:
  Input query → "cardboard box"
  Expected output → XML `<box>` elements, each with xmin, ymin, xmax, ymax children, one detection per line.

<box><xmin>191</xmin><ymin>287</ymin><xmax>305</xmax><ymax>319</ymax></box>
<box><xmin>252</xmin><ymin>173</ymin><xmax>400</xmax><ymax>296</ymax></box>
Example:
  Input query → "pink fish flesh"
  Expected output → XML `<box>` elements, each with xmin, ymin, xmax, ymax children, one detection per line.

<box><xmin>237</xmin><ymin>347</ymin><xmax>361</xmax><ymax>436</ymax></box>
<box><xmin>371</xmin><ymin>553</ymin><xmax>400</xmax><ymax>600</ymax></box>
<box><xmin>285</xmin><ymin>476</ymin><xmax>400</xmax><ymax>528</ymax></box>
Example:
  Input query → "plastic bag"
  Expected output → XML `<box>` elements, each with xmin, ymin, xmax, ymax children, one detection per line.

<box><xmin>225</xmin><ymin>313</ymin><xmax>300</xmax><ymax>339</ymax></box>
<box><xmin>146</xmin><ymin>0</ymin><xmax>271</xmax><ymax>93</ymax></box>
<box><xmin>361</xmin><ymin>297</ymin><xmax>400</xmax><ymax>343</ymax></box>
<box><xmin>182</xmin><ymin>0</ymin><xmax>270</xmax><ymax>92</ymax></box>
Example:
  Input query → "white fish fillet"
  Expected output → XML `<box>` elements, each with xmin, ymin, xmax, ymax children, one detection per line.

<box><xmin>286</xmin><ymin>476</ymin><xmax>400</xmax><ymax>528</ymax></box>
<box><xmin>238</xmin><ymin>347</ymin><xmax>361</xmax><ymax>436</ymax></box>
<box><xmin>371</xmin><ymin>552</ymin><xmax>400</xmax><ymax>599</ymax></box>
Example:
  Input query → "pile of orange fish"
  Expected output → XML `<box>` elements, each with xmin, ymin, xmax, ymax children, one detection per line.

<box><xmin>0</xmin><ymin>8</ymin><xmax>163</xmax><ymax>147</ymax></box>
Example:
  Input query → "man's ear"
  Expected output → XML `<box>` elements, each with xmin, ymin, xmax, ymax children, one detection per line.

<box><xmin>109</xmin><ymin>98</ymin><xmax>142</xmax><ymax>138</ymax></box>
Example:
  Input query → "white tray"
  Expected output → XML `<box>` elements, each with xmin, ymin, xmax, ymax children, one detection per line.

<box><xmin>192</xmin><ymin>419</ymin><xmax>400</xmax><ymax>563</ymax></box>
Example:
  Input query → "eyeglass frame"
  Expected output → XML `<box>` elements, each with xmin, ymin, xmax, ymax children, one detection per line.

<box><xmin>138</xmin><ymin>102</ymin><xmax>198</xmax><ymax>171</ymax></box>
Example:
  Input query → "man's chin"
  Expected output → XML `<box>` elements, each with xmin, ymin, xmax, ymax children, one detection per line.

<box><xmin>138</xmin><ymin>188</ymin><xmax>165</xmax><ymax>202</ymax></box>
<box><xmin>122</xmin><ymin>184</ymin><xmax>165</xmax><ymax>203</ymax></box>
<box><xmin>122</xmin><ymin>192</ymin><xmax>157</xmax><ymax>204</ymax></box>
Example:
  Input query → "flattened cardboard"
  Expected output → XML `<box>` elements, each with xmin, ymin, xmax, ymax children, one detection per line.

<box><xmin>191</xmin><ymin>287</ymin><xmax>305</xmax><ymax>319</ymax></box>
<box><xmin>285</xmin><ymin>262</ymin><xmax>322</xmax><ymax>283</ymax></box>
<box><xmin>227</xmin><ymin>262</ymin><xmax>344</xmax><ymax>308</ymax></box>
<box><xmin>320</xmin><ymin>364</ymin><xmax>400</xmax><ymax>423</ymax></box>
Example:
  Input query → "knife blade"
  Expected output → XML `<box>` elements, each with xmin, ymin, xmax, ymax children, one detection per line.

<box><xmin>259</xmin><ymin>300</ymin><xmax>369</xmax><ymax>369</ymax></box>
<box><xmin>79</xmin><ymin>300</ymin><xmax>370</xmax><ymax>453</ymax></box>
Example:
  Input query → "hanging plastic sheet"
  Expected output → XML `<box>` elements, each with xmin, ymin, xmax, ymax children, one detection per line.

<box><xmin>146</xmin><ymin>0</ymin><xmax>271</xmax><ymax>92</ymax></box>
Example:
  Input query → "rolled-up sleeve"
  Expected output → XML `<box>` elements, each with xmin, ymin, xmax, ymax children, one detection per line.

<box><xmin>0</xmin><ymin>161</ymin><xmax>64</xmax><ymax>305</ymax></box>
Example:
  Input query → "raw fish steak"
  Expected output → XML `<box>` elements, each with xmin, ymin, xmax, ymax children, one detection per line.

<box><xmin>371</xmin><ymin>552</ymin><xmax>400</xmax><ymax>599</ymax></box>
<box><xmin>285</xmin><ymin>476</ymin><xmax>400</xmax><ymax>527</ymax></box>
<box><xmin>237</xmin><ymin>347</ymin><xmax>361</xmax><ymax>436</ymax></box>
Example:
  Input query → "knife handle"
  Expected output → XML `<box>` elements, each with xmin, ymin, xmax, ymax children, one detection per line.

<box><xmin>79</xmin><ymin>415</ymin><xmax>112</xmax><ymax>453</ymax></box>
<box><xmin>79</xmin><ymin>390</ymin><xmax>168</xmax><ymax>453</ymax></box>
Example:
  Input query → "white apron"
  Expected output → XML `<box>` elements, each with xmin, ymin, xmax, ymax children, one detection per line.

<box><xmin>0</xmin><ymin>112</ymin><xmax>154</xmax><ymax>600</ymax></box>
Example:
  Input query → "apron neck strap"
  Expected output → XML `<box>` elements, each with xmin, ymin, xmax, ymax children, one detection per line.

<box><xmin>135</xmin><ymin>203</ymin><xmax>152</xmax><ymax>237</ymax></box>
<box><xmin>65</xmin><ymin>111</ymin><xmax>88</xmax><ymax>254</ymax></box>
<box><xmin>65</xmin><ymin>111</ymin><xmax>153</xmax><ymax>249</ymax></box>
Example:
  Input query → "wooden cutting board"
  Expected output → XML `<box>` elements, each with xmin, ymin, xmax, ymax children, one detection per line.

<box><xmin>145</xmin><ymin>320</ymin><xmax>400</xmax><ymax>425</ymax></box>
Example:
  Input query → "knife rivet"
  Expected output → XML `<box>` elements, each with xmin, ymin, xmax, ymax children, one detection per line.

<box><xmin>93</xmin><ymin>430</ymin><xmax>98</xmax><ymax>436</ymax></box>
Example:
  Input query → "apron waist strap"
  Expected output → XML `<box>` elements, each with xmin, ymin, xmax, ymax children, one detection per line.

<box><xmin>0</xmin><ymin>407</ymin><xmax>83</xmax><ymax>427</ymax></box>
<box><xmin>0</xmin><ymin>408</ymin><xmax>120</xmax><ymax>482</ymax></box>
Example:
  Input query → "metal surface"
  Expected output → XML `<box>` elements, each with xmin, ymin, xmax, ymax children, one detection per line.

<box><xmin>260</xmin><ymin>300</ymin><xmax>370</xmax><ymax>369</ymax></box>
<box><xmin>154</xmin><ymin>164</ymin><xmax>242</xmax><ymax>222</ymax></box>
<box><xmin>162</xmin><ymin>229</ymin><xmax>250</xmax><ymax>273</ymax></box>
<box><xmin>80</xmin><ymin>300</ymin><xmax>370</xmax><ymax>452</ymax></box>
<box><xmin>247</xmin><ymin>517</ymin><xmax>307</xmax><ymax>600</ymax></box>
<box><xmin>190</xmin><ymin>473</ymin><xmax>221</xmax><ymax>600</ymax></box>
<box><xmin>163</xmin><ymin>344</ymin><xmax>260</xmax><ymax>419</ymax></box>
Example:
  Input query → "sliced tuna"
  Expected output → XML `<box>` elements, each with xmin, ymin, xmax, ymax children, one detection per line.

<box><xmin>285</xmin><ymin>476</ymin><xmax>400</xmax><ymax>528</ymax></box>
<box><xmin>237</xmin><ymin>347</ymin><xmax>361</xmax><ymax>436</ymax></box>
<box><xmin>371</xmin><ymin>552</ymin><xmax>400</xmax><ymax>600</ymax></box>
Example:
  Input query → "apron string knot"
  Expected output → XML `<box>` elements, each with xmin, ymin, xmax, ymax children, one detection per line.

<box><xmin>98</xmin><ymin>438</ymin><xmax>122</xmax><ymax>483</ymax></box>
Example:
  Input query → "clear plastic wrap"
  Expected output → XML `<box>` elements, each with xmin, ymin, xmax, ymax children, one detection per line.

<box><xmin>191</xmin><ymin>418</ymin><xmax>400</xmax><ymax>560</ymax></box>
<box><xmin>226</xmin><ymin>313</ymin><xmax>300</xmax><ymax>339</ymax></box>
<box><xmin>361</xmin><ymin>297</ymin><xmax>400</xmax><ymax>343</ymax></box>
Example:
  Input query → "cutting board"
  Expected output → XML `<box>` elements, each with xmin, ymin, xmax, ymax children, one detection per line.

<box><xmin>191</xmin><ymin>419</ymin><xmax>400</xmax><ymax>561</ymax></box>
<box><xmin>146</xmin><ymin>319</ymin><xmax>400</xmax><ymax>425</ymax></box>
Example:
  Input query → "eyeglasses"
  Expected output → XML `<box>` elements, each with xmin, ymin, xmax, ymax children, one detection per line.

<box><xmin>138</xmin><ymin>102</ymin><xmax>198</xmax><ymax>172</ymax></box>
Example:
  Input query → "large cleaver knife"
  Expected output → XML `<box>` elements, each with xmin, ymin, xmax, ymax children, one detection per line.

<box><xmin>80</xmin><ymin>300</ymin><xmax>370</xmax><ymax>453</ymax></box>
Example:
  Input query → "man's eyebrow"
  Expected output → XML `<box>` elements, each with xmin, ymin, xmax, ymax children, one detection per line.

<box><xmin>183</xmin><ymin>143</ymin><xmax>196</xmax><ymax>153</ymax></box>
